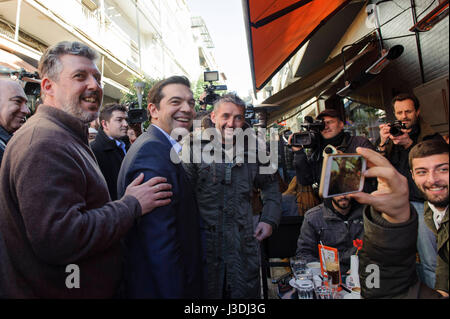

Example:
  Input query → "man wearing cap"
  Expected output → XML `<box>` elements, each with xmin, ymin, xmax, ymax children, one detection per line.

<box><xmin>290</xmin><ymin>109</ymin><xmax>375</xmax><ymax>194</ymax></box>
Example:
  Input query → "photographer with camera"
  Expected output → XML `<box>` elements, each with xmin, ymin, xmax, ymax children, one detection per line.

<box><xmin>377</xmin><ymin>93</ymin><xmax>445</xmax><ymax>290</ymax></box>
<box><xmin>289</xmin><ymin>109</ymin><xmax>375</xmax><ymax>194</ymax></box>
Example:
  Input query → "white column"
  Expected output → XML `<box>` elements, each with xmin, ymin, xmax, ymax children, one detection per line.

<box><xmin>14</xmin><ymin>0</ymin><xmax>22</xmax><ymax>41</ymax></box>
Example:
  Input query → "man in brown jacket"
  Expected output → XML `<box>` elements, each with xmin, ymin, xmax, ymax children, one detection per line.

<box><xmin>0</xmin><ymin>41</ymin><xmax>172</xmax><ymax>298</ymax></box>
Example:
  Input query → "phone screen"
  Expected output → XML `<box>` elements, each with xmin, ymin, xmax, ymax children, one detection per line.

<box><xmin>320</xmin><ymin>154</ymin><xmax>366</xmax><ymax>198</ymax></box>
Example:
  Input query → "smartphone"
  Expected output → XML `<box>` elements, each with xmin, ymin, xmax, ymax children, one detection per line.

<box><xmin>319</xmin><ymin>154</ymin><xmax>366</xmax><ymax>198</ymax></box>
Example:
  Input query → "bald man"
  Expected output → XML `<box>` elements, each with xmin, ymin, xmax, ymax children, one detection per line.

<box><xmin>0</xmin><ymin>79</ymin><xmax>30</xmax><ymax>164</ymax></box>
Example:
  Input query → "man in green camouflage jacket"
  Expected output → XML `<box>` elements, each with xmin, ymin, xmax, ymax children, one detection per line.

<box><xmin>181</xmin><ymin>93</ymin><xmax>281</xmax><ymax>299</ymax></box>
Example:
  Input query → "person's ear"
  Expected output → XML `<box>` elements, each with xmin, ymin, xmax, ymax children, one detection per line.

<box><xmin>210</xmin><ymin>111</ymin><xmax>216</xmax><ymax>124</ymax></box>
<box><xmin>148</xmin><ymin>103</ymin><xmax>159</xmax><ymax>120</ymax></box>
<box><xmin>41</xmin><ymin>77</ymin><xmax>54</xmax><ymax>98</ymax></box>
<box><xmin>101</xmin><ymin>119</ymin><xmax>108</xmax><ymax>131</ymax></box>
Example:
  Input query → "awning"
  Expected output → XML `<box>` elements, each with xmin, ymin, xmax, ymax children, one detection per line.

<box><xmin>0</xmin><ymin>48</ymin><xmax>38</xmax><ymax>74</ymax></box>
<box><xmin>243</xmin><ymin>0</ymin><xmax>351</xmax><ymax>91</ymax></box>
<box><xmin>264</xmin><ymin>36</ymin><xmax>378</xmax><ymax>124</ymax></box>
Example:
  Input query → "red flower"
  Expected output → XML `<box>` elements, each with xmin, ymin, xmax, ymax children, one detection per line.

<box><xmin>353</xmin><ymin>239</ymin><xmax>363</xmax><ymax>255</ymax></box>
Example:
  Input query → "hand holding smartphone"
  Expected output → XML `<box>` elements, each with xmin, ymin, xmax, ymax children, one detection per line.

<box><xmin>319</xmin><ymin>153</ymin><xmax>367</xmax><ymax>198</ymax></box>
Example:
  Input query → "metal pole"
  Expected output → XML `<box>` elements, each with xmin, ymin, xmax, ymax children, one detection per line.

<box><xmin>100</xmin><ymin>0</ymin><xmax>105</xmax><ymax>31</ymax></box>
<box><xmin>411</xmin><ymin>0</ymin><xmax>426</xmax><ymax>84</ymax></box>
<box><xmin>135</xmin><ymin>0</ymin><xmax>142</xmax><ymax>71</ymax></box>
<box><xmin>14</xmin><ymin>0</ymin><xmax>22</xmax><ymax>42</ymax></box>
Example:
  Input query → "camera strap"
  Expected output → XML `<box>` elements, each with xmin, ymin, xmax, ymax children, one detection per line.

<box><xmin>379</xmin><ymin>138</ymin><xmax>390</xmax><ymax>148</ymax></box>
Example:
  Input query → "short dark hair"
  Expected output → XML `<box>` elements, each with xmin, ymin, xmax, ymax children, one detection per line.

<box><xmin>409</xmin><ymin>139</ymin><xmax>449</xmax><ymax>169</ymax></box>
<box><xmin>213</xmin><ymin>92</ymin><xmax>246</xmax><ymax>112</ymax></box>
<box><xmin>99</xmin><ymin>103</ymin><xmax>127</xmax><ymax>125</ymax></box>
<box><xmin>147</xmin><ymin>76</ymin><xmax>191</xmax><ymax>109</ymax></box>
<box><xmin>392</xmin><ymin>93</ymin><xmax>420</xmax><ymax>111</ymax></box>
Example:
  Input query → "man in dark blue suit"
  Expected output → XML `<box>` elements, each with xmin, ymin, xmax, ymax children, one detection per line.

<box><xmin>117</xmin><ymin>76</ymin><xmax>205</xmax><ymax>298</ymax></box>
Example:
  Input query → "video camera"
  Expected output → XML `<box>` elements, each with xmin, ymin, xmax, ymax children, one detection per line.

<box><xmin>1</xmin><ymin>68</ymin><xmax>41</xmax><ymax>97</ymax></box>
<box><xmin>388</xmin><ymin>120</ymin><xmax>407</xmax><ymax>137</ymax></box>
<box><xmin>127</xmin><ymin>101</ymin><xmax>148</xmax><ymax>124</ymax></box>
<box><xmin>290</xmin><ymin>116</ymin><xmax>325</xmax><ymax>148</ymax></box>
<box><xmin>244</xmin><ymin>104</ymin><xmax>259</xmax><ymax>126</ymax></box>
<box><xmin>201</xmin><ymin>71</ymin><xmax>227</xmax><ymax>106</ymax></box>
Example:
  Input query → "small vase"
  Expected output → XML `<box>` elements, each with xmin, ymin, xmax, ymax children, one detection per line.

<box><xmin>345</xmin><ymin>255</ymin><xmax>361</xmax><ymax>289</ymax></box>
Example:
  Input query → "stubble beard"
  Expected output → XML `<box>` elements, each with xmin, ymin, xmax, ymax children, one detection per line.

<box><xmin>61</xmin><ymin>98</ymin><xmax>99</xmax><ymax>124</ymax></box>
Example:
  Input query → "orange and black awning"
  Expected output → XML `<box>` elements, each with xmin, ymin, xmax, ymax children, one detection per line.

<box><xmin>243</xmin><ymin>0</ymin><xmax>351</xmax><ymax>91</ymax></box>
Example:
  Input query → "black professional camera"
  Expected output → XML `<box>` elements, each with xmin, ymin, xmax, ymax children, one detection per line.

<box><xmin>291</xmin><ymin>116</ymin><xmax>325</xmax><ymax>148</ymax></box>
<box><xmin>388</xmin><ymin>120</ymin><xmax>407</xmax><ymax>137</ymax></box>
<box><xmin>201</xmin><ymin>71</ymin><xmax>227</xmax><ymax>106</ymax></box>
<box><xmin>244</xmin><ymin>104</ymin><xmax>258</xmax><ymax>126</ymax></box>
<box><xmin>10</xmin><ymin>68</ymin><xmax>41</xmax><ymax>96</ymax></box>
<box><xmin>127</xmin><ymin>101</ymin><xmax>148</xmax><ymax>124</ymax></box>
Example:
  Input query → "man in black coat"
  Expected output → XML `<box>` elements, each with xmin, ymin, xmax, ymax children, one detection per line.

<box><xmin>91</xmin><ymin>103</ymin><xmax>129</xmax><ymax>200</ymax></box>
<box><xmin>289</xmin><ymin>109</ymin><xmax>376</xmax><ymax>193</ymax></box>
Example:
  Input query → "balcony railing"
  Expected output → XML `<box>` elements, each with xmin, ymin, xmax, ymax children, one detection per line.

<box><xmin>36</xmin><ymin>0</ymin><xmax>140</xmax><ymax>70</ymax></box>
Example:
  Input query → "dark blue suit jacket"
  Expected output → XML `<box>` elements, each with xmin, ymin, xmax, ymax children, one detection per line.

<box><xmin>117</xmin><ymin>125</ymin><xmax>205</xmax><ymax>298</ymax></box>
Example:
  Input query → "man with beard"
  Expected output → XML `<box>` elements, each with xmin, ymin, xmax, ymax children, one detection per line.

<box><xmin>410</xmin><ymin>139</ymin><xmax>448</xmax><ymax>297</ymax></box>
<box><xmin>0</xmin><ymin>79</ymin><xmax>30</xmax><ymax>165</ymax></box>
<box><xmin>296</xmin><ymin>194</ymin><xmax>364</xmax><ymax>274</ymax></box>
<box><xmin>349</xmin><ymin>145</ymin><xmax>446</xmax><ymax>299</ymax></box>
<box><xmin>0</xmin><ymin>41</ymin><xmax>172</xmax><ymax>298</ymax></box>
<box><xmin>91</xmin><ymin>103</ymin><xmax>129</xmax><ymax>200</ymax></box>
<box><xmin>378</xmin><ymin>93</ymin><xmax>445</xmax><ymax>289</ymax></box>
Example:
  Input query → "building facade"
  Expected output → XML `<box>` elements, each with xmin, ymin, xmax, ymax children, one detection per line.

<box><xmin>0</xmin><ymin>0</ymin><xmax>213</xmax><ymax>107</ymax></box>
<box><xmin>254</xmin><ymin>0</ymin><xmax>448</xmax><ymax>141</ymax></box>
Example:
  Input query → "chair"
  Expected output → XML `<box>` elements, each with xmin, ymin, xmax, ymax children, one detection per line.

<box><xmin>260</xmin><ymin>215</ymin><xmax>304</xmax><ymax>299</ymax></box>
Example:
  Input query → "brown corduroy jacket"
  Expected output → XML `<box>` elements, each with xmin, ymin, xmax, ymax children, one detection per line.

<box><xmin>0</xmin><ymin>105</ymin><xmax>141</xmax><ymax>298</ymax></box>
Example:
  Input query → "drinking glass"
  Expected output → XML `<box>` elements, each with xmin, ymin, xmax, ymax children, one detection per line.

<box><xmin>325</xmin><ymin>260</ymin><xmax>340</xmax><ymax>286</ymax></box>
<box><xmin>296</xmin><ymin>280</ymin><xmax>314</xmax><ymax>299</ymax></box>
<box><xmin>290</xmin><ymin>256</ymin><xmax>307</xmax><ymax>275</ymax></box>
<box><xmin>294</xmin><ymin>268</ymin><xmax>313</xmax><ymax>281</ymax></box>
<box><xmin>315</xmin><ymin>285</ymin><xmax>333</xmax><ymax>299</ymax></box>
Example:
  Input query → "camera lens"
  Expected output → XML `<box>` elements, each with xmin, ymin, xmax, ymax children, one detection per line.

<box><xmin>389</xmin><ymin>126</ymin><xmax>401</xmax><ymax>137</ymax></box>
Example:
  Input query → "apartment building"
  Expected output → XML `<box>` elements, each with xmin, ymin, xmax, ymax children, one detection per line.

<box><xmin>0</xmin><ymin>0</ymin><xmax>213</xmax><ymax>106</ymax></box>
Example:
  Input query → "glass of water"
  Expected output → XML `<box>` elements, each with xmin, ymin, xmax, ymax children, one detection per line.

<box><xmin>297</xmin><ymin>280</ymin><xmax>314</xmax><ymax>299</ymax></box>
<box><xmin>290</xmin><ymin>256</ymin><xmax>307</xmax><ymax>274</ymax></box>
<box><xmin>315</xmin><ymin>285</ymin><xmax>333</xmax><ymax>299</ymax></box>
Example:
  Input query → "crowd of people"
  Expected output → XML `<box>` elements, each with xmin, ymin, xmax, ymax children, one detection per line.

<box><xmin>0</xmin><ymin>40</ymin><xmax>448</xmax><ymax>299</ymax></box>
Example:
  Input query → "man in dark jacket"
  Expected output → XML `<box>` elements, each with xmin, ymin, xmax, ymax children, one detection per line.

<box><xmin>91</xmin><ymin>103</ymin><xmax>129</xmax><ymax>200</ymax></box>
<box><xmin>181</xmin><ymin>93</ymin><xmax>281</xmax><ymax>299</ymax></box>
<box><xmin>0</xmin><ymin>79</ymin><xmax>30</xmax><ymax>165</ymax></box>
<box><xmin>117</xmin><ymin>76</ymin><xmax>205</xmax><ymax>298</ymax></box>
<box><xmin>349</xmin><ymin>147</ymin><xmax>442</xmax><ymax>299</ymax></box>
<box><xmin>378</xmin><ymin>93</ymin><xmax>445</xmax><ymax>290</ymax></box>
<box><xmin>290</xmin><ymin>109</ymin><xmax>375</xmax><ymax>194</ymax></box>
<box><xmin>296</xmin><ymin>195</ymin><xmax>364</xmax><ymax>274</ymax></box>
